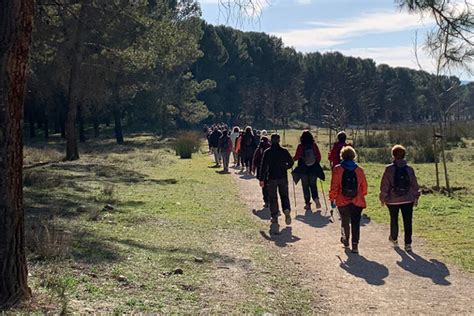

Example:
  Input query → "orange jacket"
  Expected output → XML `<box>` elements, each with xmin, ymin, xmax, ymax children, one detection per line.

<box><xmin>329</xmin><ymin>164</ymin><xmax>368</xmax><ymax>208</ymax></box>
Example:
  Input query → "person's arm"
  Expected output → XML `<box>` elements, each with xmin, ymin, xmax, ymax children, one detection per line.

<box><xmin>252</xmin><ymin>148</ymin><xmax>260</xmax><ymax>173</ymax></box>
<box><xmin>259</xmin><ymin>150</ymin><xmax>269</xmax><ymax>182</ymax></box>
<box><xmin>286</xmin><ymin>149</ymin><xmax>294</xmax><ymax>169</ymax></box>
<box><xmin>410</xmin><ymin>167</ymin><xmax>421</xmax><ymax>205</ymax></box>
<box><xmin>379</xmin><ymin>167</ymin><xmax>391</xmax><ymax>205</ymax></box>
<box><xmin>328</xmin><ymin>144</ymin><xmax>336</xmax><ymax>165</ymax></box>
<box><xmin>314</xmin><ymin>143</ymin><xmax>322</xmax><ymax>162</ymax></box>
<box><xmin>329</xmin><ymin>167</ymin><xmax>340</xmax><ymax>201</ymax></box>
<box><xmin>293</xmin><ymin>144</ymin><xmax>303</xmax><ymax>161</ymax></box>
<box><xmin>360</xmin><ymin>168</ymin><xmax>368</xmax><ymax>196</ymax></box>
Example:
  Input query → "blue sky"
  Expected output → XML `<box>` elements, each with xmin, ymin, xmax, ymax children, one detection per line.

<box><xmin>199</xmin><ymin>0</ymin><xmax>473</xmax><ymax>81</ymax></box>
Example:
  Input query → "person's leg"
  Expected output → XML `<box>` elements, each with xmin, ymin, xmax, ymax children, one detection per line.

<box><xmin>267</xmin><ymin>180</ymin><xmax>279</xmax><ymax>220</ymax></box>
<box><xmin>388</xmin><ymin>205</ymin><xmax>400</xmax><ymax>243</ymax></box>
<box><xmin>400</xmin><ymin>203</ymin><xmax>414</xmax><ymax>246</ymax></box>
<box><xmin>309</xmin><ymin>174</ymin><xmax>321</xmax><ymax>208</ymax></box>
<box><xmin>350</xmin><ymin>205</ymin><xmax>363</xmax><ymax>245</ymax></box>
<box><xmin>223</xmin><ymin>151</ymin><xmax>230</xmax><ymax>171</ymax></box>
<box><xmin>300</xmin><ymin>174</ymin><xmax>311</xmax><ymax>205</ymax></box>
<box><xmin>278</xmin><ymin>179</ymin><xmax>291</xmax><ymax>225</ymax></box>
<box><xmin>262</xmin><ymin>184</ymin><xmax>269</xmax><ymax>207</ymax></box>
<box><xmin>338</xmin><ymin>205</ymin><xmax>351</xmax><ymax>242</ymax></box>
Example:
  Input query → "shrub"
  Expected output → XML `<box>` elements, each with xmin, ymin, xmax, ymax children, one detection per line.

<box><xmin>25</xmin><ymin>222</ymin><xmax>72</xmax><ymax>260</ymax></box>
<box><xmin>356</xmin><ymin>133</ymin><xmax>388</xmax><ymax>148</ymax></box>
<box><xmin>172</xmin><ymin>131</ymin><xmax>201</xmax><ymax>159</ymax></box>
<box><xmin>411</xmin><ymin>144</ymin><xmax>435</xmax><ymax>163</ymax></box>
<box><xmin>357</xmin><ymin>147</ymin><xmax>391</xmax><ymax>164</ymax></box>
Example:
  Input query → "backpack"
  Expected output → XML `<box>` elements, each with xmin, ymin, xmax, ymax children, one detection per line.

<box><xmin>244</xmin><ymin>135</ymin><xmax>253</xmax><ymax>147</ymax></box>
<box><xmin>303</xmin><ymin>145</ymin><xmax>316</xmax><ymax>166</ymax></box>
<box><xmin>341</xmin><ymin>168</ymin><xmax>358</xmax><ymax>198</ymax></box>
<box><xmin>393</xmin><ymin>165</ymin><xmax>410</xmax><ymax>196</ymax></box>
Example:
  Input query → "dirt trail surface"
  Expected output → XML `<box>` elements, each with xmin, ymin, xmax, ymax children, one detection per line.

<box><xmin>232</xmin><ymin>169</ymin><xmax>474</xmax><ymax>314</ymax></box>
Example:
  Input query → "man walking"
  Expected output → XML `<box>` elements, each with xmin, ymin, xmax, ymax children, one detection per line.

<box><xmin>259</xmin><ymin>134</ymin><xmax>294</xmax><ymax>234</ymax></box>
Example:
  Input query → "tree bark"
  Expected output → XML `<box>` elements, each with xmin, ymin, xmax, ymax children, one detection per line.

<box><xmin>65</xmin><ymin>1</ymin><xmax>88</xmax><ymax>160</ymax></box>
<box><xmin>78</xmin><ymin>104</ymin><xmax>85</xmax><ymax>143</ymax></box>
<box><xmin>0</xmin><ymin>0</ymin><xmax>34</xmax><ymax>309</ymax></box>
<box><xmin>113</xmin><ymin>106</ymin><xmax>124</xmax><ymax>144</ymax></box>
<box><xmin>28</xmin><ymin>114</ymin><xmax>34</xmax><ymax>138</ymax></box>
<box><xmin>92</xmin><ymin>117</ymin><xmax>99</xmax><ymax>138</ymax></box>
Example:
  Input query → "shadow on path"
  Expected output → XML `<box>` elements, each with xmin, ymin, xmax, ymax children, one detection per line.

<box><xmin>338</xmin><ymin>249</ymin><xmax>389</xmax><ymax>286</ymax></box>
<box><xmin>395</xmin><ymin>248</ymin><xmax>451</xmax><ymax>285</ymax></box>
<box><xmin>260</xmin><ymin>226</ymin><xmax>301</xmax><ymax>247</ymax></box>
<box><xmin>296</xmin><ymin>209</ymin><xmax>331</xmax><ymax>228</ymax></box>
<box><xmin>253</xmin><ymin>208</ymin><xmax>271</xmax><ymax>220</ymax></box>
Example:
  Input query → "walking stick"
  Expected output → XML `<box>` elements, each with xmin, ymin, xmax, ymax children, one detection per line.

<box><xmin>319</xmin><ymin>179</ymin><xmax>329</xmax><ymax>216</ymax></box>
<box><xmin>291</xmin><ymin>167</ymin><xmax>297</xmax><ymax>217</ymax></box>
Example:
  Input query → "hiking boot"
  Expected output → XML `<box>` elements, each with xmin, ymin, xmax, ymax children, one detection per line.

<box><xmin>389</xmin><ymin>236</ymin><xmax>399</xmax><ymax>248</ymax></box>
<box><xmin>340</xmin><ymin>237</ymin><xmax>349</xmax><ymax>248</ymax></box>
<box><xmin>405</xmin><ymin>244</ymin><xmax>412</xmax><ymax>252</ymax></box>
<box><xmin>351</xmin><ymin>243</ymin><xmax>359</xmax><ymax>254</ymax></box>
<box><xmin>283</xmin><ymin>209</ymin><xmax>292</xmax><ymax>225</ymax></box>
<box><xmin>314</xmin><ymin>198</ymin><xmax>322</xmax><ymax>209</ymax></box>
<box><xmin>263</xmin><ymin>203</ymin><xmax>269</xmax><ymax>209</ymax></box>
<box><xmin>304</xmin><ymin>203</ymin><xmax>311</xmax><ymax>211</ymax></box>
<box><xmin>270</xmin><ymin>222</ymin><xmax>280</xmax><ymax>235</ymax></box>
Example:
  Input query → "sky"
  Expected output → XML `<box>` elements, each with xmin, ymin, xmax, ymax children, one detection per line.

<box><xmin>199</xmin><ymin>0</ymin><xmax>473</xmax><ymax>81</ymax></box>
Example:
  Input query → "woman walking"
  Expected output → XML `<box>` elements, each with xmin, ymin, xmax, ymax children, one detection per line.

<box><xmin>380</xmin><ymin>145</ymin><xmax>420</xmax><ymax>252</ymax></box>
<box><xmin>230</xmin><ymin>126</ymin><xmax>240</xmax><ymax>167</ymax></box>
<box><xmin>240</xmin><ymin>126</ymin><xmax>258</xmax><ymax>173</ymax></box>
<box><xmin>293</xmin><ymin>130</ymin><xmax>323</xmax><ymax>211</ymax></box>
<box><xmin>329</xmin><ymin>147</ymin><xmax>368</xmax><ymax>253</ymax></box>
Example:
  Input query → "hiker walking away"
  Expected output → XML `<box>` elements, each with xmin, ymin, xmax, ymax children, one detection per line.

<box><xmin>218</xmin><ymin>129</ymin><xmax>233</xmax><ymax>173</ymax></box>
<box><xmin>241</xmin><ymin>126</ymin><xmax>258</xmax><ymax>173</ymax></box>
<box><xmin>329</xmin><ymin>147</ymin><xmax>368</xmax><ymax>253</ymax></box>
<box><xmin>292</xmin><ymin>130</ymin><xmax>324</xmax><ymax>211</ymax></box>
<box><xmin>259</xmin><ymin>134</ymin><xmax>294</xmax><ymax>234</ymax></box>
<box><xmin>329</xmin><ymin>131</ymin><xmax>351</xmax><ymax>169</ymax></box>
<box><xmin>380</xmin><ymin>145</ymin><xmax>420</xmax><ymax>252</ymax></box>
<box><xmin>209</xmin><ymin>127</ymin><xmax>223</xmax><ymax>166</ymax></box>
<box><xmin>252</xmin><ymin>134</ymin><xmax>272</xmax><ymax>208</ymax></box>
<box><xmin>230</xmin><ymin>127</ymin><xmax>240</xmax><ymax>167</ymax></box>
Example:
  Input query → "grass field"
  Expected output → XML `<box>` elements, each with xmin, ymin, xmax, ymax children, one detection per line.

<box><xmin>19</xmin><ymin>135</ymin><xmax>322</xmax><ymax>313</ymax></box>
<box><xmin>280</xmin><ymin>128</ymin><xmax>474</xmax><ymax>272</ymax></box>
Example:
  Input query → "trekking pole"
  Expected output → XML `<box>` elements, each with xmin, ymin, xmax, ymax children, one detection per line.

<box><xmin>319</xmin><ymin>179</ymin><xmax>329</xmax><ymax>217</ymax></box>
<box><xmin>291</xmin><ymin>167</ymin><xmax>297</xmax><ymax>217</ymax></box>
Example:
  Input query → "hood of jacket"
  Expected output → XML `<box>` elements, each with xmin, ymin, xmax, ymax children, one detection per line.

<box><xmin>394</xmin><ymin>159</ymin><xmax>407</xmax><ymax>168</ymax></box>
<box><xmin>341</xmin><ymin>159</ymin><xmax>358</xmax><ymax>171</ymax></box>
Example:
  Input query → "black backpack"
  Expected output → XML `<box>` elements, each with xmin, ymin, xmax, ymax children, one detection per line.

<box><xmin>341</xmin><ymin>168</ymin><xmax>358</xmax><ymax>198</ymax></box>
<box><xmin>393</xmin><ymin>165</ymin><xmax>410</xmax><ymax>196</ymax></box>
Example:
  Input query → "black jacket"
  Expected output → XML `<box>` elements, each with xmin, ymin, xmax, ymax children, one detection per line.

<box><xmin>259</xmin><ymin>144</ymin><xmax>294</xmax><ymax>181</ymax></box>
<box><xmin>209</xmin><ymin>130</ymin><xmax>222</xmax><ymax>147</ymax></box>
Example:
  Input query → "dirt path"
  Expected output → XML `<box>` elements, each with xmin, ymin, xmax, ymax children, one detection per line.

<box><xmin>232</xmin><ymin>169</ymin><xmax>474</xmax><ymax>314</ymax></box>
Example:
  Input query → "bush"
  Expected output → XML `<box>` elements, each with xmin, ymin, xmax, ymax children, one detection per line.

<box><xmin>411</xmin><ymin>144</ymin><xmax>435</xmax><ymax>163</ymax></box>
<box><xmin>356</xmin><ymin>133</ymin><xmax>388</xmax><ymax>148</ymax></box>
<box><xmin>25</xmin><ymin>222</ymin><xmax>72</xmax><ymax>260</ymax></box>
<box><xmin>357</xmin><ymin>147</ymin><xmax>391</xmax><ymax>164</ymax></box>
<box><xmin>172</xmin><ymin>131</ymin><xmax>201</xmax><ymax>159</ymax></box>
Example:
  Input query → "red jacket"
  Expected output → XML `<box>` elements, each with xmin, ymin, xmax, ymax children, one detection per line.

<box><xmin>329</xmin><ymin>163</ymin><xmax>368</xmax><ymax>209</ymax></box>
<box><xmin>293</xmin><ymin>143</ymin><xmax>321</xmax><ymax>162</ymax></box>
<box><xmin>328</xmin><ymin>142</ymin><xmax>351</xmax><ymax>168</ymax></box>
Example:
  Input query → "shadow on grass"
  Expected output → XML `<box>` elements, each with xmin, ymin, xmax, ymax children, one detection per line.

<box><xmin>338</xmin><ymin>249</ymin><xmax>389</xmax><ymax>286</ymax></box>
<box><xmin>395</xmin><ymin>248</ymin><xmax>451</xmax><ymax>285</ymax></box>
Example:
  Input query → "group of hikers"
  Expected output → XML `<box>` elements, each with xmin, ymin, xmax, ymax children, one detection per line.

<box><xmin>205</xmin><ymin>124</ymin><xmax>420</xmax><ymax>254</ymax></box>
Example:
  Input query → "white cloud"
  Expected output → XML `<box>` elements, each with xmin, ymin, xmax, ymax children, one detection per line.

<box><xmin>272</xmin><ymin>11</ymin><xmax>434</xmax><ymax>50</ymax></box>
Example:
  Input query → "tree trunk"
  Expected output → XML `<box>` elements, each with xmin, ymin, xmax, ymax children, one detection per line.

<box><xmin>0</xmin><ymin>0</ymin><xmax>34</xmax><ymax>309</ymax></box>
<box><xmin>65</xmin><ymin>2</ymin><xmax>88</xmax><ymax>160</ymax></box>
<box><xmin>113</xmin><ymin>107</ymin><xmax>124</xmax><ymax>144</ymax></box>
<box><xmin>28</xmin><ymin>115</ymin><xmax>34</xmax><ymax>138</ymax></box>
<box><xmin>43</xmin><ymin>116</ymin><xmax>48</xmax><ymax>139</ymax></box>
<box><xmin>93</xmin><ymin>118</ymin><xmax>99</xmax><ymax>138</ymax></box>
<box><xmin>78</xmin><ymin>104</ymin><xmax>85</xmax><ymax>143</ymax></box>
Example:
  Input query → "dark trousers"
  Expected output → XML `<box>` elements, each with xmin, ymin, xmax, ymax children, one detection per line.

<box><xmin>388</xmin><ymin>203</ymin><xmax>413</xmax><ymax>245</ymax></box>
<box><xmin>221</xmin><ymin>150</ymin><xmax>231</xmax><ymax>171</ymax></box>
<box><xmin>338</xmin><ymin>204</ymin><xmax>363</xmax><ymax>245</ymax></box>
<box><xmin>262</xmin><ymin>185</ymin><xmax>269</xmax><ymax>204</ymax></box>
<box><xmin>300</xmin><ymin>173</ymin><xmax>319</xmax><ymax>204</ymax></box>
<box><xmin>243</xmin><ymin>155</ymin><xmax>252</xmax><ymax>168</ymax></box>
<box><xmin>267</xmin><ymin>179</ymin><xmax>291</xmax><ymax>219</ymax></box>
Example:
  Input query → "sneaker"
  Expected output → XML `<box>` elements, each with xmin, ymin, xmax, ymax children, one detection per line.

<box><xmin>304</xmin><ymin>203</ymin><xmax>311</xmax><ymax>211</ymax></box>
<box><xmin>314</xmin><ymin>199</ymin><xmax>322</xmax><ymax>209</ymax></box>
<box><xmin>351</xmin><ymin>243</ymin><xmax>359</xmax><ymax>253</ymax></box>
<box><xmin>340</xmin><ymin>237</ymin><xmax>349</xmax><ymax>248</ymax></box>
<box><xmin>405</xmin><ymin>244</ymin><xmax>412</xmax><ymax>252</ymax></box>
<box><xmin>389</xmin><ymin>236</ymin><xmax>399</xmax><ymax>248</ymax></box>
<box><xmin>283</xmin><ymin>209</ymin><xmax>292</xmax><ymax>225</ymax></box>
